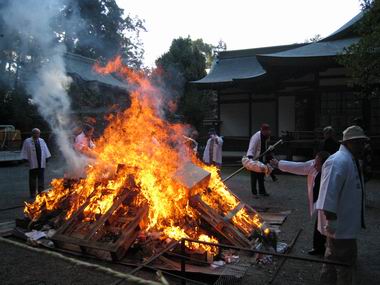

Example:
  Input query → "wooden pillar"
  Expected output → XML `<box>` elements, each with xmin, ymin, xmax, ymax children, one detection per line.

<box><xmin>362</xmin><ymin>97</ymin><xmax>371</xmax><ymax>134</ymax></box>
<box><xmin>275</xmin><ymin>93</ymin><xmax>279</xmax><ymax>138</ymax></box>
<box><xmin>248</xmin><ymin>93</ymin><xmax>252</xmax><ymax>136</ymax></box>
<box><xmin>314</xmin><ymin>71</ymin><xmax>321</xmax><ymax>132</ymax></box>
<box><xmin>217</xmin><ymin>91</ymin><xmax>221</xmax><ymax>134</ymax></box>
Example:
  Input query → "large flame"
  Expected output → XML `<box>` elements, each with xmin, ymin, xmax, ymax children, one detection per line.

<box><xmin>24</xmin><ymin>56</ymin><xmax>264</xmax><ymax>255</ymax></box>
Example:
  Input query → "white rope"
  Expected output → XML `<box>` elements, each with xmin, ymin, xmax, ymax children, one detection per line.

<box><xmin>0</xmin><ymin>237</ymin><xmax>167</xmax><ymax>285</ymax></box>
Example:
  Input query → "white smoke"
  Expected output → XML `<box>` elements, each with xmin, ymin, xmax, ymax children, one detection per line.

<box><xmin>1</xmin><ymin>0</ymin><xmax>87</xmax><ymax>172</ymax></box>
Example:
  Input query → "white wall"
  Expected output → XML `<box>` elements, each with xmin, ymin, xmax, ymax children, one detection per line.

<box><xmin>278</xmin><ymin>96</ymin><xmax>295</xmax><ymax>135</ymax></box>
<box><xmin>251</xmin><ymin>101</ymin><xmax>277</xmax><ymax>136</ymax></box>
<box><xmin>220</xmin><ymin>103</ymin><xmax>249</xmax><ymax>136</ymax></box>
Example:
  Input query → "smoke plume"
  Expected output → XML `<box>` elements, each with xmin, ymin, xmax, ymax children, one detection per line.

<box><xmin>0</xmin><ymin>0</ymin><xmax>88</xmax><ymax>172</ymax></box>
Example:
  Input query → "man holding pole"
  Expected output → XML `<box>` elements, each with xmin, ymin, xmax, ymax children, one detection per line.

<box><xmin>246</xmin><ymin>124</ymin><xmax>271</xmax><ymax>197</ymax></box>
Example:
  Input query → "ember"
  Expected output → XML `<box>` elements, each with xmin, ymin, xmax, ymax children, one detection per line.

<box><xmin>24</xmin><ymin>56</ymin><xmax>269</xmax><ymax>259</ymax></box>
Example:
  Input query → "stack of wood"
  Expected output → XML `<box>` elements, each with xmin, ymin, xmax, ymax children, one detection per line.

<box><xmin>19</xmin><ymin>162</ymin><xmax>267</xmax><ymax>262</ymax></box>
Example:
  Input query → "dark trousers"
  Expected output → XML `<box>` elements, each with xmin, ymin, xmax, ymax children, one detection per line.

<box><xmin>250</xmin><ymin>172</ymin><xmax>266</xmax><ymax>194</ymax></box>
<box><xmin>29</xmin><ymin>168</ymin><xmax>45</xmax><ymax>197</ymax></box>
<box><xmin>321</xmin><ymin>238</ymin><xmax>357</xmax><ymax>285</ymax></box>
<box><xmin>313</xmin><ymin>215</ymin><xmax>326</xmax><ymax>252</ymax></box>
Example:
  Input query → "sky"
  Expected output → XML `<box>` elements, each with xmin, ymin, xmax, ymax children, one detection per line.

<box><xmin>116</xmin><ymin>0</ymin><xmax>362</xmax><ymax>67</ymax></box>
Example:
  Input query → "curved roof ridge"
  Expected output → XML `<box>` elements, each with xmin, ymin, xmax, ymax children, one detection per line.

<box><xmin>218</xmin><ymin>43</ymin><xmax>306</xmax><ymax>59</ymax></box>
<box><xmin>320</xmin><ymin>11</ymin><xmax>363</xmax><ymax>42</ymax></box>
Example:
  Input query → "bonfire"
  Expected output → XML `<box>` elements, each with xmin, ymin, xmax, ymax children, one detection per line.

<box><xmin>23</xmin><ymin>56</ymin><xmax>272</xmax><ymax>261</ymax></box>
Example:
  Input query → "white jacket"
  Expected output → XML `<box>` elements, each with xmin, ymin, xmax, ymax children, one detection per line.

<box><xmin>316</xmin><ymin>145</ymin><xmax>365</xmax><ymax>239</ymax></box>
<box><xmin>203</xmin><ymin>136</ymin><xmax>223</xmax><ymax>165</ymax></box>
<box><xmin>21</xmin><ymin>137</ymin><xmax>51</xmax><ymax>169</ymax></box>
<box><xmin>278</xmin><ymin>160</ymin><xmax>317</xmax><ymax>217</ymax></box>
<box><xmin>247</xmin><ymin>131</ymin><xmax>266</xmax><ymax>158</ymax></box>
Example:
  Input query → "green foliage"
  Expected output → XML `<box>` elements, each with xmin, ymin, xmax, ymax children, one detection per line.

<box><xmin>57</xmin><ymin>0</ymin><xmax>146</xmax><ymax>67</ymax></box>
<box><xmin>156</xmin><ymin>37</ymin><xmax>207</xmax><ymax>81</ymax></box>
<box><xmin>339</xmin><ymin>0</ymin><xmax>380</xmax><ymax>97</ymax></box>
<box><xmin>193</xmin><ymin>39</ymin><xmax>227</xmax><ymax>69</ymax></box>
<box><xmin>0</xmin><ymin>88</ymin><xmax>47</xmax><ymax>131</ymax></box>
<box><xmin>304</xmin><ymin>34</ymin><xmax>322</xmax><ymax>43</ymax></box>
<box><xmin>0</xmin><ymin>0</ymin><xmax>145</xmax><ymax>131</ymax></box>
<box><xmin>155</xmin><ymin>37</ymin><xmax>220</xmax><ymax>130</ymax></box>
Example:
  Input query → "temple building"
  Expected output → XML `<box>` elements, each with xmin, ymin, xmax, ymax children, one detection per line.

<box><xmin>193</xmin><ymin>12</ymin><xmax>379</xmax><ymax>167</ymax></box>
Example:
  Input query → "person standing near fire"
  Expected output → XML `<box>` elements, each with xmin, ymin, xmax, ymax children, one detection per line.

<box><xmin>270</xmin><ymin>151</ymin><xmax>330</xmax><ymax>255</ymax></box>
<box><xmin>247</xmin><ymin>124</ymin><xmax>271</xmax><ymax>197</ymax></box>
<box><xmin>21</xmin><ymin>128</ymin><xmax>51</xmax><ymax>198</ymax></box>
<box><xmin>203</xmin><ymin>128</ymin><xmax>223</xmax><ymax>167</ymax></box>
<box><xmin>317</xmin><ymin>125</ymin><xmax>368</xmax><ymax>284</ymax></box>
<box><xmin>74</xmin><ymin>124</ymin><xmax>96</xmax><ymax>158</ymax></box>
<box><xmin>183</xmin><ymin>129</ymin><xmax>199</xmax><ymax>157</ymax></box>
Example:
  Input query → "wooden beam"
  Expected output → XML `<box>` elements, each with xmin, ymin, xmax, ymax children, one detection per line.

<box><xmin>189</xmin><ymin>195</ymin><xmax>252</xmax><ymax>248</ymax></box>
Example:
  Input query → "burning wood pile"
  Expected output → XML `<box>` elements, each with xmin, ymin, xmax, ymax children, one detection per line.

<box><xmin>22</xmin><ymin>57</ymin><xmax>273</xmax><ymax>264</ymax></box>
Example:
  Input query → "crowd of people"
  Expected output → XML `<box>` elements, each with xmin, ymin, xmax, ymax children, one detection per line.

<box><xmin>21</xmin><ymin>119</ymin><xmax>371</xmax><ymax>284</ymax></box>
<box><xmin>244</xmin><ymin>123</ymin><xmax>370</xmax><ymax>284</ymax></box>
<box><xmin>195</xmin><ymin>121</ymin><xmax>370</xmax><ymax>284</ymax></box>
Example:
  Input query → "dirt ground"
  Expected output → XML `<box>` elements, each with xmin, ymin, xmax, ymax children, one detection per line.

<box><xmin>0</xmin><ymin>157</ymin><xmax>379</xmax><ymax>285</ymax></box>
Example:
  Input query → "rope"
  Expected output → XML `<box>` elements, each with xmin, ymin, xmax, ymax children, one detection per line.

<box><xmin>0</xmin><ymin>237</ymin><xmax>167</xmax><ymax>285</ymax></box>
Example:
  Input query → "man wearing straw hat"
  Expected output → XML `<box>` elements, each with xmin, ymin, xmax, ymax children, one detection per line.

<box><xmin>317</xmin><ymin>125</ymin><xmax>368</xmax><ymax>285</ymax></box>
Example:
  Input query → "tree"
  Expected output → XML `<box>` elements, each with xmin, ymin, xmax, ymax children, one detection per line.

<box><xmin>337</xmin><ymin>0</ymin><xmax>380</xmax><ymax>131</ymax></box>
<box><xmin>338</xmin><ymin>0</ymin><xmax>380</xmax><ymax>97</ymax></box>
<box><xmin>56</xmin><ymin>0</ymin><xmax>146</xmax><ymax>68</ymax></box>
<box><xmin>304</xmin><ymin>34</ymin><xmax>322</xmax><ymax>43</ymax></box>
<box><xmin>193</xmin><ymin>39</ymin><xmax>227</xmax><ymax>69</ymax></box>
<box><xmin>155</xmin><ymin>37</ymin><xmax>222</xmax><ymax>130</ymax></box>
<box><xmin>0</xmin><ymin>0</ymin><xmax>146</xmax><ymax>132</ymax></box>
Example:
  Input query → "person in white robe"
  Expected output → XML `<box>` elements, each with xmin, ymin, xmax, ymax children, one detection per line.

<box><xmin>74</xmin><ymin>124</ymin><xmax>96</xmax><ymax>158</ymax></box>
<box><xmin>270</xmin><ymin>151</ymin><xmax>330</xmax><ymax>255</ymax></box>
<box><xmin>203</xmin><ymin>129</ymin><xmax>223</xmax><ymax>167</ymax></box>
<box><xmin>316</xmin><ymin>125</ymin><xmax>368</xmax><ymax>285</ymax></box>
<box><xmin>21</xmin><ymin>128</ymin><xmax>51</xmax><ymax>198</ymax></box>
<box><xmin>246</xmin><ymin>124</ymin><xmax>271</xmax><ymax>196</ymax></box>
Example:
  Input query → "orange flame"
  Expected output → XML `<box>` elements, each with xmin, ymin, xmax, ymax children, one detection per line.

<box><xmin>24</xmin><ymin>56</ymin><xmax>265</xmax><ymax>255</ymax></box>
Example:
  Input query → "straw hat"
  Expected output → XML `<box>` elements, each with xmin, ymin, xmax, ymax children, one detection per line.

<box><xmin>341</xmin><ymin>125</ymin><xmax>369</xmax><ymax>142</ymax></box>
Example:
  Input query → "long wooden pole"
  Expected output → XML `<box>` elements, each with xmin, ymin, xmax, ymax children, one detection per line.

<box><xmin>181</xmin><ymin>238</ymin><xmax>348</xmax><ymax>267</ymax></box>
<box><xmin>268</xmin><ymin>228</ymin><xmax>303</xmax><ymax>284</ymax></box>
<box><xmin>222</xmin><ymin>139</ymin><xmax>283</xmax><ymax>183</ymax></box>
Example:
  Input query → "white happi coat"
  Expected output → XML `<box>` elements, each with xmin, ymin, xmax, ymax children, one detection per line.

<box><xmin>247</xmin><ymin>131</ymin><xmax>266</xmax><ymax>158</ymax></box>
<box><xmin>203</xmin><ymin>136</ymin><xmax>223</xmax><ymax>164</ymax></box>
<box><xmin>21</xmin><ymin>137</ymin><xmax>51</xmax><ymax>169</ymax></box>
<box><xmin>74</xmin><ymin>132</ymin><xmax>95</xmax><ymax>152</ymax></box>
<box><xmin>278</xmin><ymin>160</ymin><xmax>318</xmax><ymax>217</ymax></box>
<box><xmin>316</xmin><ymin>145</ymin><xmax>365</xmax><ymax>239</ymax></box>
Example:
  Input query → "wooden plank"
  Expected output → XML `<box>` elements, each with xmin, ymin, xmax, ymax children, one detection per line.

<box><xmin>128</xmin><ymin>240</ymin><xmax>179</xmax><ymax>275</ymax></box>
<box><xmin>190</xmin><ymin>195</ymin><xmax>252</xmax><ymax>248</ymax></box>
<box><xmin>172</xmin><ymin>162</ymin><xmax>210</xmax><ymax>192</ymax></box>
<box><xmin>83</xmin><ymin>190</ymin><xmax>136</xmax><ymax>240</ymax></box>
<box><xmin>52</xmin><ymin>192</ymin><xmax>148</xmax><ymax>261</ymax></box>
<box><xmin>110</xmin><ymin>204</ymin><xmax>148</xmax><ymax>260</ymax></box>
<box><xmin>54</xmin><ymin>190</ymin><xmax>99</xmax><ymax>236</ymax></box>
<box><xmin>259</xmin><ymin>211</ymin><xmax>291</xmax><ymax>225</ymax></box>
<box><xmin>223</xmin><ymin>202</ymin><xmax>245</xmax><ymax>222</ymax></box>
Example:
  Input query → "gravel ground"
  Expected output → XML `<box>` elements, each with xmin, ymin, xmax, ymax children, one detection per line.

<box><xmin>0</xmin><ymin>158</ymin><xmax>379</xmax><ymax>285</ymax></box>
<box><xmin>223</xmin><ymin>167</ymin><xmax>380</xmax><ymax>285</ymax></box>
